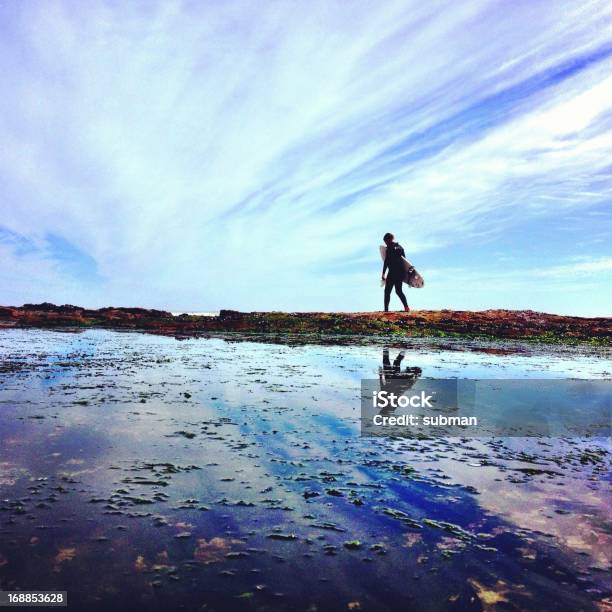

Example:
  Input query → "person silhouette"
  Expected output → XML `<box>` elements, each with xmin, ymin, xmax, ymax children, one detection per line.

<box><xmin>381</xmin><ymin>232</ymin><xmax>410</xmax><ymax>312</ymax></box>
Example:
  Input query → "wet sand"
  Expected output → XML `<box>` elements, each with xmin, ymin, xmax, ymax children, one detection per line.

<box><xmin>0</xmin><ymin>329</ymin><xmax>610</xmax><ymax>610</ymax></box>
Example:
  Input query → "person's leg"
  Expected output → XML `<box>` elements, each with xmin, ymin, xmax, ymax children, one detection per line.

<box><xmin>394</xmin><ymin>278</ymin><xmax>409</xmax><ymax>309</ymax></box>
<box><xmin>384</xmin><ymin>277</ymin><xmax>393</xmax><ymax>311</ymax></box>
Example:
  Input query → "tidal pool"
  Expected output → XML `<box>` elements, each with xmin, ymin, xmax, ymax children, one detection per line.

<box><xmin>0</xmin><ymin>329</ymin><xmax>610</xmax><ymax>610</ymax></box>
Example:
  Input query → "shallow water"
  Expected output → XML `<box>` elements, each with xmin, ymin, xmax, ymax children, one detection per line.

<box><xmin>0</xmin><ymin>329</ymin><xmax>610</xmax><ymax>610</ymax></box>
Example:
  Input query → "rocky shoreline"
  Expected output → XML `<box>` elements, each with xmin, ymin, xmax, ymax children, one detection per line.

<box><xmin>0</xmin><ymin>303</ymin><xmax>609</xmax><ymax>344</ymax></box>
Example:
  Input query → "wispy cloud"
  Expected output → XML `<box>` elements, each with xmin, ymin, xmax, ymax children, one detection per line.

<box><xmin>424</xmin><ymin>255</ymin><xmax>612</xmax><ymax>316</ymax></box>
<box><xmin>532</xmin><ymin>256</ymin><xmax>612</xmax><ymax>278</ymax></box>
<box><xmin>0</xmin><ymin>1</ymin><xmax>611</xmax><ymax>313</ymax></box>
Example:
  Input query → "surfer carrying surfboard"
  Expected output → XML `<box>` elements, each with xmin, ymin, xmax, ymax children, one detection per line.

<box><xmin>381</xmin><ymin>232</ymin><xmax>410</xmax><ymax>312</ymax></box>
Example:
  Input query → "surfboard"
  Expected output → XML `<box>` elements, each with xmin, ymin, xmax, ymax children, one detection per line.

<box><xmin>380</xmin><ymin>245</ymin><xmax>424</xmax><ymax>288</ymax></box>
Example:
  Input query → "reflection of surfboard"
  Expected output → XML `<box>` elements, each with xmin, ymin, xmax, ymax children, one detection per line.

<box><xmin>380</xmin><ymin>245</ymin><xmax>424</xmax><ymax>288</ymax></box>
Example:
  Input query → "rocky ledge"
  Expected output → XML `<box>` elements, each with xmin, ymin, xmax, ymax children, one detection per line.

<box><xmin>0</xmin><ymin>303</ymin><xmax>609</xmax><ymax>345</ymax></box>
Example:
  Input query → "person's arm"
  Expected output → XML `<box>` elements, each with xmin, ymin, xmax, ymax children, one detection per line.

<box><xmin>382</xmin><ymin>253</ymin><xmax>389</xmax><ymax>280</ymax></box>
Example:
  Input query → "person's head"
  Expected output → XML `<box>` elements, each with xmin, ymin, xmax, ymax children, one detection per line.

<box><xmin>383</xmin><ymin>232</ymin><xmax>394</xmax><ymax>245</ymax></box>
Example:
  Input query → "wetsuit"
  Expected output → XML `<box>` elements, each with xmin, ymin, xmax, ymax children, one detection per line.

<box><xmin>383</xmin><ymin>242</ymin><xmax>408</xmax><ymax>311</ymax></box>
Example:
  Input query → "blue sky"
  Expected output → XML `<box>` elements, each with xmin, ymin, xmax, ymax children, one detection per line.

<box><xmin>0</xmin><ymin>1</ymin><xmax>611</xmax><ymax>316</ymax></box>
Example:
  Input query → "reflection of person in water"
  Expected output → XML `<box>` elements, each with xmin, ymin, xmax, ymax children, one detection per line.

<box><xmin>378</xmin><ymin>349</ymin><xmax>422</xmax><ymax>414</ymax></box>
